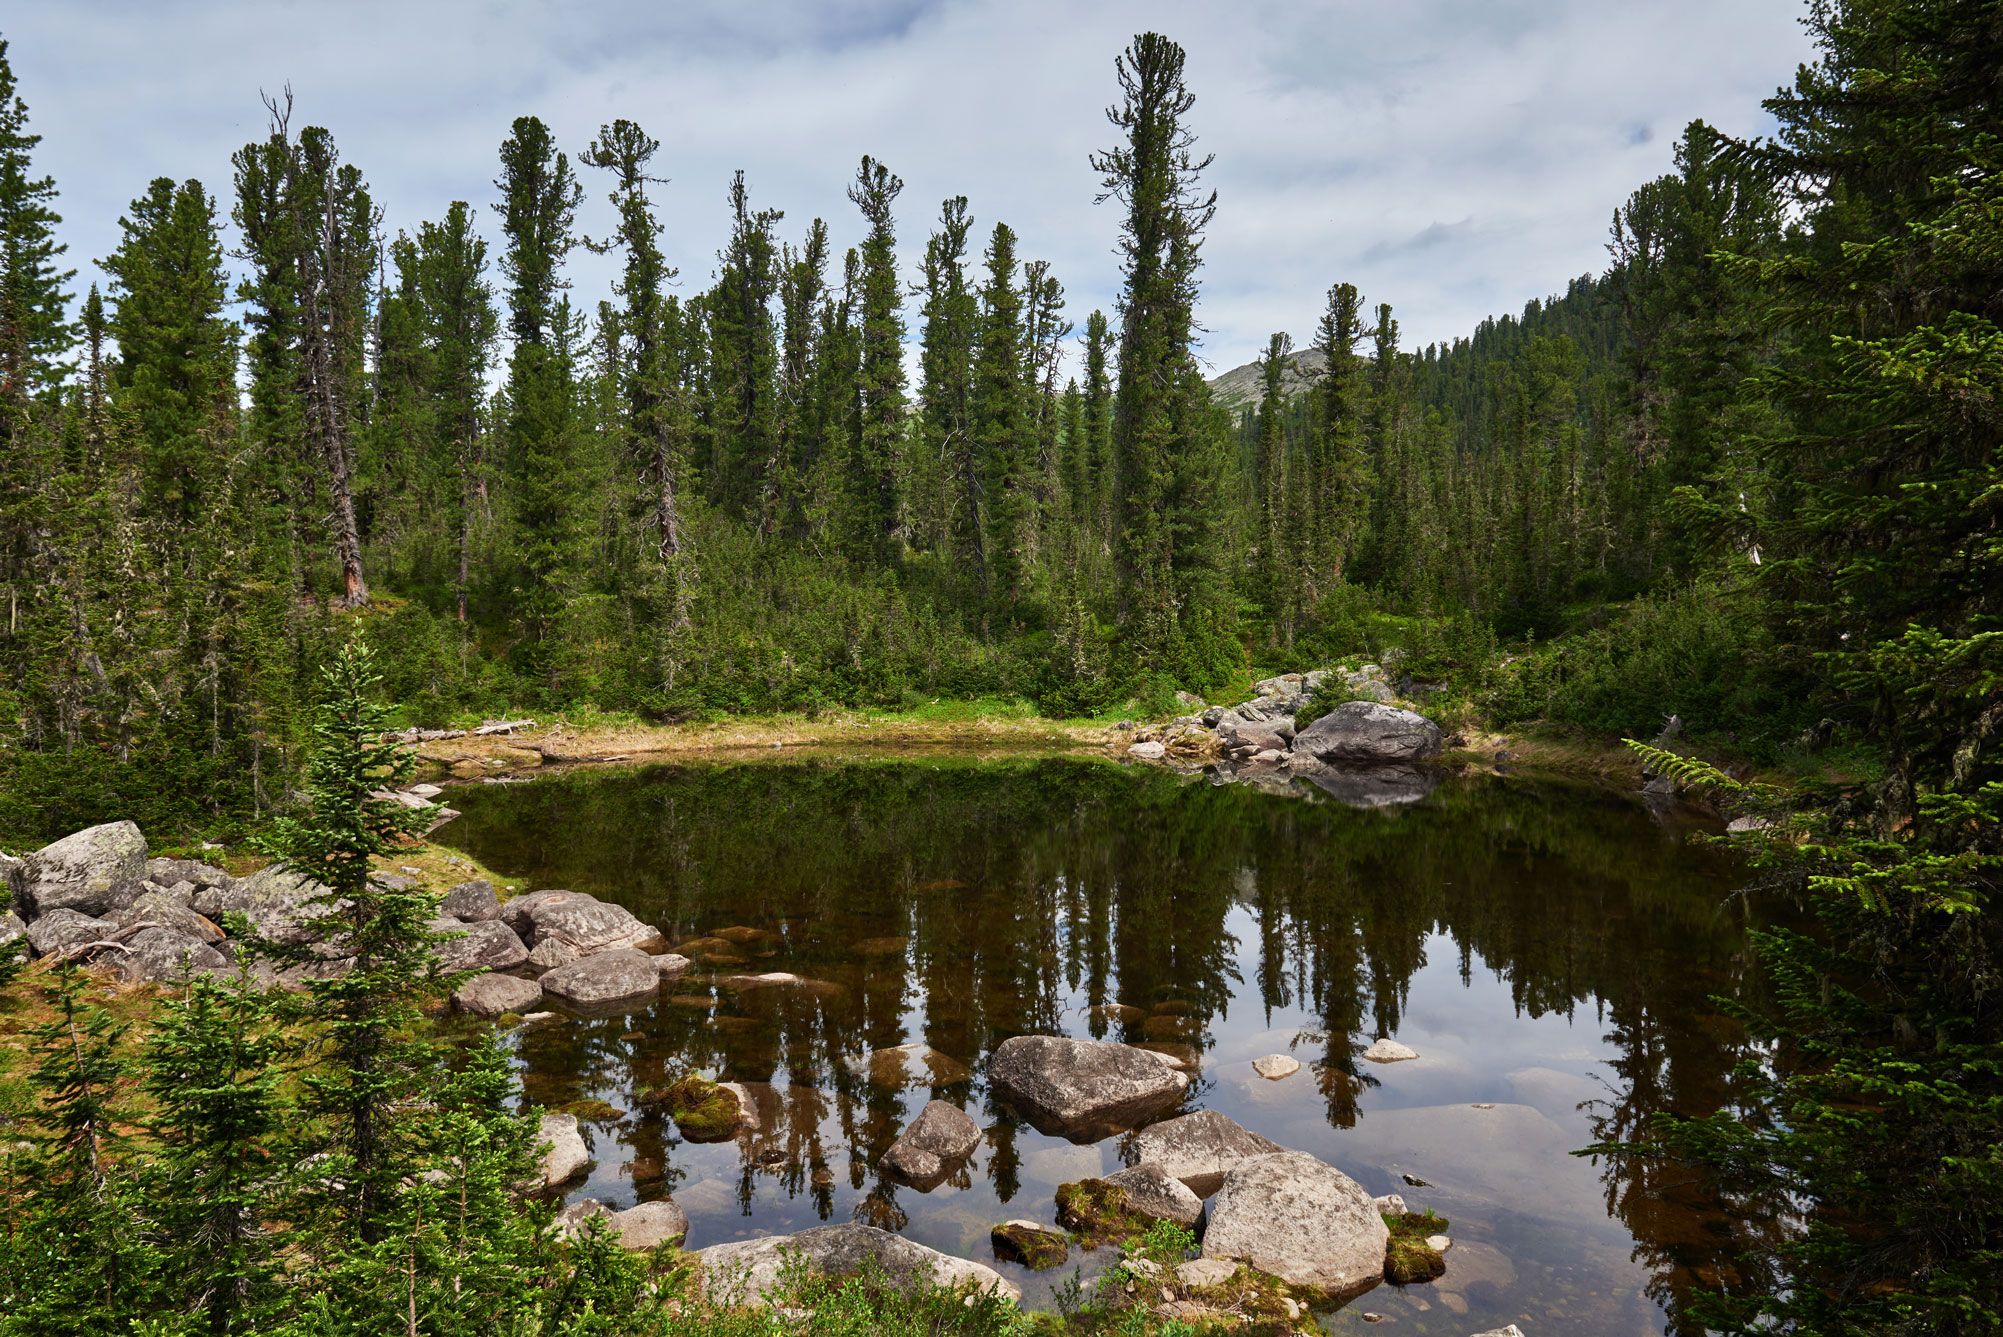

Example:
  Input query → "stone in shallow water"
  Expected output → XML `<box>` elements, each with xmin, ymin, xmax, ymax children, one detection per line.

<box><xmin>1362</xmin><ymin>1037</ymin><xmax>1418</xmax><ymax>1063</ymax></box>
<box><xmin>453</xmin><ymin>972</ymin><xmax>542</xmax><ymax>1018</ymax></box>
<box><xmin>538</xmin><ymin>948</ymin><xmax>660</xmax><ymax>1009</ymax></box>
<box><xmin>853</xmin><ymin>935</ymin><xmax>908</xmax><ymax>957</ymax></box>
<box><xmin>879</xmin><ymin>1099</ymin><xmax>981</xmax><ymax>1190</ymax></box>
<box><xmin>691</xmin><ymin>1224</ymin><xmax>1020</xmax><ymax>1305</ymax></box>
<box><xmin>1100</xmin><ymin>1162</ymin><xmax>1204</xmax><ymax>1228</ymax></box>
<box><xmin>610</xmin><ymin>1199</ymin><xmax>688</xmax><ymax>1249</ymax></box>
<box><xmin>436</xmin><ymin>919</ymin><xmax>530</xmax><ymax>972</ymax></box>
<box><xmin>1251</xmin><ymin>1053</ymin><xmax>1301</xmax><ymax>1080</ymax></box>
<box><xmin>1200</xmin><ymin>1149</ymin><xmax>1388</xmax><ymax>1299</ymax></box>
<box><xmin>987</xmin><ymin>1035</ymin><xmax>1188</xmax><ymax>1142</ymax></box>
<box><xmin>537</xmin><ymin>1113</ymin><xmax>590</xmax><ymax>1188</ymax></box>
<box><xmin>990</xmin><ymin>1219</ymin><xmax>1068</xmax><ymax>1269</ymax></box>
<box><xmin>1129</xmin><ymin>1108</ymin><xmax>1284</xmax><ymax>1196</ymax></box>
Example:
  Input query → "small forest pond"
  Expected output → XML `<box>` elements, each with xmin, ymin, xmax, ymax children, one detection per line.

<box><xmin>438</xmin><ymin>754</ymin><xmax>1763</xmax><ymax>1335</ymax></box>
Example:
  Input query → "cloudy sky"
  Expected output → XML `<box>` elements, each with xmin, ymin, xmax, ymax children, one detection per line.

<box><xmin>10</xmin><ymin>1</ymin><xmax>1814</xmax><ymax>376</ymax></box>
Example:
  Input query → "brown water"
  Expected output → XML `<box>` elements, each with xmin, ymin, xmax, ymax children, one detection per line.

<box><xmin>437</xmin><ymin>754</ymin><xmax>1771</xmax><ymax>1335</ymax></box>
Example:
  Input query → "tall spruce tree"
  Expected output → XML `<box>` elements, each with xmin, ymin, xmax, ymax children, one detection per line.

<box><xmin>972</xmin><ymin>222</ymin><xmax>1028</xmax><ymax>610</ymax></box>
<box><xmin>1092</xmin><ymin>33</ymin><xmax>1232</xmax><ymax>687</ymax></box>
<box><xmin>494</xmin><ymin>116</ymin><xmax>587</xmax><ymax>677</ymax></box>
<box><xmin>1312</xmin><ymin>281</ymin><xmax>1369</xmax><ymax>592</ymax></box>
<box><xmin>411</xmin><ymin>202</ymin><xmax>498</xmax><ymax>622</ymax></box>
<box><xmin>846</xmin><ymin>155</ymin><xmax>906</xmax><ymax>562</ymax></box>
<box><xmin>918</xmin><ymin>197</ymin><xmax>979</xmax><ymax>585</ymax></box>
<box><xmin>102</xmin><ymin>178</ymin><xmax>235</xmax><ymax>532</ymax></box>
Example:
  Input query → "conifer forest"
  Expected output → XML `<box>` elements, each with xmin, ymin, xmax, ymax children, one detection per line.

<box><xmin>0</xmin><ymin>2</ymin><xmax>1997</xmax><ymax>1334</ymax></box>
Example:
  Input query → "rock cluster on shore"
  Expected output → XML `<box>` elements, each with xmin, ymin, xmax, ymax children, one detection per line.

<box><xmin>1118</xmin><ymin>666</ymin><xmax>1449</xmax><ymax>809</ymax></box>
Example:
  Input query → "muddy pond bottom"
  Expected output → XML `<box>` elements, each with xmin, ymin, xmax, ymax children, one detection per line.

<box><xmin>439</xmin><ymin>755</ymin><xmax>1757</xmax><ymax>1335</ymax></box>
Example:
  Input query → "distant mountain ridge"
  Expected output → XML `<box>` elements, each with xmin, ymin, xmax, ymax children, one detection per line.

<box><xmin>1206</xmin><ymin>343</ymin><xmax>1326</xmax><ymax>411</ymax></box>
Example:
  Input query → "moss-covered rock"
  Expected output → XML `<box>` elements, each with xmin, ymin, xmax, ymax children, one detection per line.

<box><xmin>558</xmin><ymin>1097</ymin><xmax>627</xmax><ymax>1122</ymax></box>
<box><xmin>636</xmin><ymin>1074</ymin><xmax>742</xmax><ymax>1142</ymax></box>
<box><xmin>1382</xmin><ymin>1209</ymin><xmax>1449</xmax><ymax>1284</ymax></box>
<box><xmin>1055</xmin><ymin>1178</ymin><xmax>1153</xmax><ymax>1245</ymax></box>
<box><xmin>990</xmin><ymin>1219</ymin><xmax>1069</xmax><ymax>1270</ymax></box>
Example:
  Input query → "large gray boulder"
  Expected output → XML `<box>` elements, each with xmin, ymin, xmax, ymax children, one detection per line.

<box><xmin>452</xmin><ymin>971</ymin><xmax>543</xmax><ymax>1018</ymax></box>
<box><xmin>439</xmin><ymin>879</ymin><xmax>501</xmax><ymax>922</ymax></box>
<box><xmin>199</xmin><ymin>864</ymin><xmax>330</xmax><ymax>946</ymax></box>
<box><xmin>537</xmin><ymin>1112</ymin><xmax>591</xmax><ymax>1188</ymax></box>
<box><xmin>1290</xmin><ymin>701</ymin><xmax>1442</xmax><ymax>765</ymax></box>
<box><xmin>988</xmin><ymin>1036</ymin><xmax>1188</xmax><ymax>1142</ymax></box>
<box><xmin>21</xmin><ymin>821</ymin><xmax>148</xmax><ymax>917</ymax></box>
<box><xmin>435</xmin><ymin>920</ymin><xmax>530</xmax><ymax>973</ymax></box>
<box><xmin>1099</xmin><ymin>1162</ymin><xmax>1203</xmax><ymax>1227</ymax></box>
<box><xmin>880</xmin><ymin>1099</ymin><xmax>981</xmax><ymax>1190</ymax></box>
<box><xmin>692</xmin><ymin>1224</ymin><xmax>1019</xmax><ymax>1305</ymax></box>
<box><xmin>538</xmin><ymin>948</ymin><xmax>659</xmax><ymax>1009</ymax></box>
<box><xmin>498</xmin><ymin>888</ymin><xmax>575</xmax><ymax>935</ymax></box>
<box><xmin>1199</xmin><ymin>1150</ymin><xmax>1388</xmax><ymax>1299</ymax></box>
<box><xmin>1128</xmin><ymin>1109</ymin><xmax>1285</xmax><ymax>1196</ymax></box>
<box><xmin>525</xmin><ymin>895</ymin><xmax>662</xmax><ymax>956</ymax></box>
<box><xmin>104</xmin><ymin>927</ymin><xmax>229</xmax><ymax>984</ymax></box>
<box><xmin>113</xmin><ymin>891</ymin><xmax>225</xmax><ymax>945</ymax></box>
<box><xmin>26</xmin><ymin>908</ymin><xmax>116</xmax><ymax>958</ymax></box>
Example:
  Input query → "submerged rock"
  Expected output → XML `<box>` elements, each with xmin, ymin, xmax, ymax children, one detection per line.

<box><xmin>990</xmin><ymin>1220</ymin><xmax>1069</xmax><ymax>1269</ymax></box>
<box><xmin>691</xmin><ymin>1223</ymin><xmax>1020</xmax><ymax>1305</ymax></box>
<box><xmin>1291</xmin><ymin>702</ymin><xmax>1443</xmax><ymax>766</ymax></box>
<box><xmin>880</xmin><ymin>1099</ymin><xmax>981</xmax><ymax>1190</ymax></box>
<box><xmin>1129</xmin><ymin>1109</ymin><xmax>1284</xmax><ymax>1196</ymax></box>
<box><xmin>852</xmin><ymin>1041</ymin><xmax>972</xmax><ymax>1090</ymax></box>
<box><xmin>1201</xmin><ymin>1150</ymin><xmax>1387</xmax><ymax>1299</ymax></box>
<box><xmin>988</xmin><ymin>1035</ymin><xmax>1189</xmax><ymax>1142</ymax></box>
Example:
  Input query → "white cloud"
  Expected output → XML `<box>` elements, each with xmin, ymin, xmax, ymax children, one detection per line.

<box><xmin>6</xmin><ymin>0</ymin><xmax>1814</xmax><ymax>377</ymax></box>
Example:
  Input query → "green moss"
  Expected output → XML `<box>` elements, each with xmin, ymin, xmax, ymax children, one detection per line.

<box><xmin>990</xmin><ymin>1221</ymin><xmax>1069</xmax><ymax>1270</ymax></box>
<box><xmin>558</xmin><ymin>1097</ymin><xmax>626</xmax><ymax>1122</ymax></box>
<box><xmin>1054</xmin><ymin>1179</ymin><xmax>1152</xmax><ymax>1245</ymax></box>
<box><xmin>1382</xmin><ymin>1209</ymin><xmax>1449</xmax><ymax>1284</ymax></box>
<box><xmin>638</xmin><ymin>1074</ymin><xmax>742</xmax><ymax>1142</ymax></box>
<box><xmin>494</xmin><ymin>1011</ymin><xmax>524</xmax><ymax>1028</ymax></box>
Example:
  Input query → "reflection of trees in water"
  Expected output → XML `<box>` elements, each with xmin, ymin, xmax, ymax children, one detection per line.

<box><xmin>451</xmin><ymin>758</ymin><xmax>1764</xmax><ymax>1328</ymax></box>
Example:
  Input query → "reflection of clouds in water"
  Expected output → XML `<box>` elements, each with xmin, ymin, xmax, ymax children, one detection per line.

<box><xmin>448</xmin><ymin>757</ymin><xmax>1756</xmax><ymax>1334</ymax></box>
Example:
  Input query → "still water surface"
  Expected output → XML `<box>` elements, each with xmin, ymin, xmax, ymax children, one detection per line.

<box><xmin>439</xmin><ymin>754</ymin><xmax>1763</xmax><ymax>1335</ymax></box>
